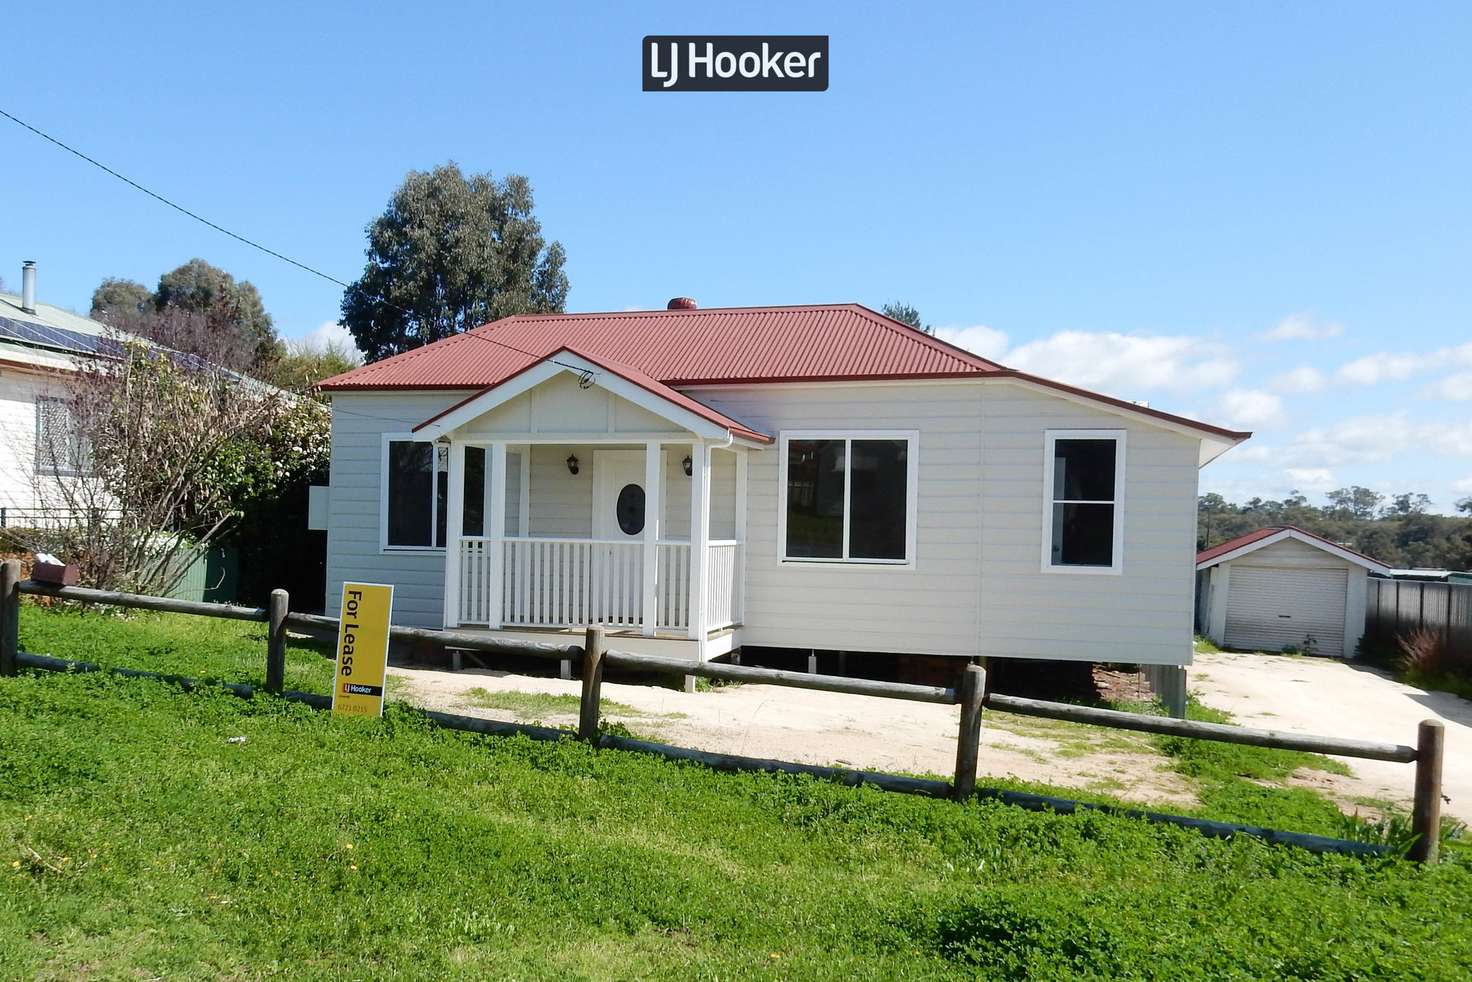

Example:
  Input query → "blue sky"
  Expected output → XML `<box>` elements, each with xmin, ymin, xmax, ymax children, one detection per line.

<box><xmin>3</xmin><ymin>2</ymin><xmax>1470</xmax><ymax>510</ymax></box>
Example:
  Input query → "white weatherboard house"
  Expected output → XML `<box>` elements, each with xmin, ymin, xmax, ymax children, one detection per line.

<box><xmin>0</xmin><ymin>262</ymin><xmax>114</xmax><ymax>527</ymax></box>
<box><xmin>317</xmin><ymin>300</ymin><xmax>1248</xmax><ymax>701</ymax></box>
<box><xmin>1196</xmin><ymin>525</ymin><xmax>1391</xmax><ymax>659</ymax></box>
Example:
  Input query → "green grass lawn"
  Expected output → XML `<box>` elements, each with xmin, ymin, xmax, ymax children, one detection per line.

<box><xmin>4</xmin><ymin>605</ymin><xmax>1472</xmax><ymax>978</ymax></box>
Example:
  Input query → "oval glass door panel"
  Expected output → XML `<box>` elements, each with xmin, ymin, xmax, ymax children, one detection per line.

<box><xmin>616</xmin><ymin>483</ymin><xmax>646</xmax><ymax>535</ymax></box>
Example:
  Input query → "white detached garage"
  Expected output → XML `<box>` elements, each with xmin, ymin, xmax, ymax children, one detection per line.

<box><xmin>1196</xmin><ymin>526</ymin><xmax>1390</xmax><ymax>658</ymax></box>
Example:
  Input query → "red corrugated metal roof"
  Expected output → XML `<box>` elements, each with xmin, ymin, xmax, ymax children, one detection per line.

<box><xmin>318</xmin><ymin>302</ymin><xmax>1250</xmax><ymax>444</ymax></box>
<box><xmin>1196</xmin><ymin>525</ymin><xmax>1387</xmax><ymax>568</ymax></box>
<box><xmin>318</xmin><ymin>304</ymin><xmax>999</xmax><ymax>392</ymax></box>
<box><xmin>1196</xmin><ymin>526</ymin><xmax>1285</xmax><ymax>565</ymax></box>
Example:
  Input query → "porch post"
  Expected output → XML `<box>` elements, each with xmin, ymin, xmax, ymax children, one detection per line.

<box><xmin>734</xmin><ymin>449</ymin><xmax>747</xmax><ymax>625</ymax></box>
<box><xmin>642</xmin><ymin>440</ymin><xmax>662</xmax><ymax>637</ymax></box>
<box><xmin>442</xmin><ymin>440</ymin><xmax>465</xmax><ymax>629</ymax></box>
<box><xmin>687</xmin><ymin>440</ymin><xmax>710</xmax><ymax>642</ymax></box>
<box><xmin>488</xmin><ymin>442</ymin><xmax>507</xmax><ymax>628</ymax></box>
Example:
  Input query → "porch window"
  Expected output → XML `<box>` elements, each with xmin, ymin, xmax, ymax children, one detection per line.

<box><xmin>780</xmin><ymin>431</ymin><xmax>917</xmax><ymax>564</ymax></box>
<box><xmin>384</xmin><ymin>439</ymin><xmax>448</xmax><ymax>549</ymax></box>
<box><xmin>1043</xmin><ymin>430</ymin><xmax>1125</xmax><ymax>573</ymax></box>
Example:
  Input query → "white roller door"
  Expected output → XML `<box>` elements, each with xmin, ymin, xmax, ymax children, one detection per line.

<box><xmin>1224</xmin><ymin>565</ymin><xmax>1348</xmax><ymax>657</ymax></box>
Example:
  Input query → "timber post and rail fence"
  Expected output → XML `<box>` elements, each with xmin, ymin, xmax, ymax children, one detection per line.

<box><xmin>0</xmin><ymin>559</ymin><xmax>1450</xmax><ymax>864</ymax></box>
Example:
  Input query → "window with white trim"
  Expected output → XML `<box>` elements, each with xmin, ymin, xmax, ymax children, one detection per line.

<box><xmin>35</xmin><ymin>397</ymin><xmax>90</xmax><ymax>477</ymax></box>
<box><xmin>780</xmin><ymin>432</ymin><xmax>917</xmax><ymax>564</ymax></box>
<box><xmin>385</xmin><ymin>439</ymin><xmax>448</xmax><ymax>549</ymax></box>
<box><xmin>1043</xmin><ymin>430</ymin><xmax>1124</xmax><ymax>572</ymax></box>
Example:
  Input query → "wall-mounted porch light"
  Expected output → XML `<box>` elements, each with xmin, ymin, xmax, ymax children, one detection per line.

<box><xmin>566</xmin><ymin>453</ymin><xmax>580</xmax><ymax>475</ymax></box>
<box><xmin>682</xmin><ymin>455</ymin><xmax>693</xmax><ymax>477</ymax></box>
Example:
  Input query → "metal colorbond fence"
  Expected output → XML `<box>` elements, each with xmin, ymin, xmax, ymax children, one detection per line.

<box><xmin>1366</xmin><ymin>578</ymin><xmax>1472</xmax><ymax>662</ymax></box>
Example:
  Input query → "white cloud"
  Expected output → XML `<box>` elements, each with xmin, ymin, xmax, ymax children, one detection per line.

<box><xmin>933</xmin><ymin>324</ymin><xmax>1009</xmax><ymax>361</ymax></box>
<box><xmin>1336</xmin><ymin>341</ymin><xmax>1472</xmax><ymax>386</ymax></box>
<box><xmin>1268</xmin><ymin>365</ymin><xmax>1326</xmax><ymax>394</ymax></box>
<box><xmin>1337</xmin><ymin>352</ymin><xmax>1430</xmax><ymax>385</ymax></box>
<box><xmin>1218</xmin><ymin>388</ymin><xmax>1284</xmax><ymax>428</ymax></box>
<box><xmin>1420</xmin><ymin>371</ymin><xmax>1472</xmax><ymax>401</ymax></box>
<box><xmin>997</xmin><ymin>331</ymin><xmax>1237</xmax><ymax>395</ymax></box>
<box><xmin>1285</xmin><ymin>413</ymin><xmax>1472</xmax><ymax>467</ymax></box>
<box><xmin>1455</xmin><ymin>477</ymin><xmax>1472</xmax><ymax>493</ymax></box>
<box><xmin>1262</xmin><ymin>313</ymin><xmax>1344</xmax><ymax>341</ymax></box>
<box><xmin>297</xmin><ymin>320</ymin><xmax>362</xmax><ymax>357</ymax></box>
<box><xmin>1285</xmin><ymin>467</ymin><xmax>1335</xmax><ymax>490</ymax></box>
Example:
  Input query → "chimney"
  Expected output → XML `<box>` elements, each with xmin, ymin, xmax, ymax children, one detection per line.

<box><xmin>20</xmin><ymin>261</ymin><xmax>36</xmax><ymax>314</ymax></box>
<box><xmin>666</xmin><ymin>296</ymin><xmax>697</xmax><ymax>310</ymax></box>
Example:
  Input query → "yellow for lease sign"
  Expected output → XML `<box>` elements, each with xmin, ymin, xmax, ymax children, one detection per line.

<box><xmin>332</xmin><ymin>582</ymin><xmax>393</xmax><ymax>717</ymax></box>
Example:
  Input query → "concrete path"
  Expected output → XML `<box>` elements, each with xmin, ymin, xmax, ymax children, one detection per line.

<box><xmin>1191</xmin><ymin>650</ymin><xmax>1472</xmax><ymax>821</ymax></box>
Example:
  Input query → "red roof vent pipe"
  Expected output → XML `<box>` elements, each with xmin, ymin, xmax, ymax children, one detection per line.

<box><xmin>667</xmin><ymin>297</ymin><xmax>697</xmax><ymax>310</ymax></box>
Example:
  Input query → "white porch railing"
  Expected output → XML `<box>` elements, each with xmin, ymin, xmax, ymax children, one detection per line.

<box><xmin>458</xmin><ymin>537</ymin><xmax>716</xmax><ymax>633</ymax></box>
<box><xmin>705</xmin><ymin>541</ymin><xmax>740</xmax><ymax>631</ymax></box>
<box><xmin>656</xmin><ymin>541</ymin><xmax>691</xmax><ymax>632</ymax></box>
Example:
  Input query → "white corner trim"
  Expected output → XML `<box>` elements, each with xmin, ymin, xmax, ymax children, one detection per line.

<box><xmin>1040</xmin><ymin>428</ymin><xmax>1126</xmax><ymax>575</ymax></box>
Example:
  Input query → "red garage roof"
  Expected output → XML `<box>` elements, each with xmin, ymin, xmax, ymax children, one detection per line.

<box><xmin>1196</xmin><ymin>525</ymin><xmax>1389</xmax><ymax>571</ymax></box>
<box><xmin>1196</xmin><ymin>526</ymin><xmax>1285</xmax><ymax>565</ymax></box>
<box><xmin>318</xmin><ymin>303</ymin><xmax>1250</xmax><ymax>445</ymax></box>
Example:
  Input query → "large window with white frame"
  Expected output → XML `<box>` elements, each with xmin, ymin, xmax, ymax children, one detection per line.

<box><xmin>778</xmin><ymin>431</ymin><xmax>918</xmax><ymax>565</ymax></box>
<box><xmin>1042</xmin><ymin>429</ymin><xmax>1125</xmax><ymax>573</ymax></box>
<box><xmin>383</xmin><ymin>437</ymin><xmax>449</xmax><ymax>550</ymax></box>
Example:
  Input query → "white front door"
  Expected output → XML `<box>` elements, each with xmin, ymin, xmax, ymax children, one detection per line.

<box><xmin>590</xmin><ymin>450</ymin><xmax>654</xmax><ymax>625</ymax></box>
<box><xmin>593</xmin><ymin>450</ymin><xmax>650</xmax><ymax>540</ymax></box>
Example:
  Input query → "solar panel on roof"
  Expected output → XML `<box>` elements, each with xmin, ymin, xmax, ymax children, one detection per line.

<box><xmin>0</xmin><ymin>316</ymin><xmax>123</xmax><ymax>358</ymax></box>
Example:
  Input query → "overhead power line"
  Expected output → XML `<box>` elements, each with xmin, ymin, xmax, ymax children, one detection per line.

<box><xmin>0</xmin><ymin>105</ymin><xmax>593</xmax><ymax>382</ymax></box>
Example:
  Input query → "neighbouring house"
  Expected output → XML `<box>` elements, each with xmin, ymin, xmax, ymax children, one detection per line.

<box><xmin>316</xmin><ymin>299</ymin><xmax>1249</xmax><ymax>707</ymax></box>
<box><xmin>1195</xmin><ymin>525</ymin><xmax>1391</xmax><ymax>658</ymax></box>
<box><xmin>0</xmin><ymin>261</ymin><xmax>114</xmax><ymax>528</ymax></box>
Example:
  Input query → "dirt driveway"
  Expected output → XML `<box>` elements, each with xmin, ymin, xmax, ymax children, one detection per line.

<box><xmin>1190</xmin><ymin>650</ymin><xmax>1472</xmax><ymax>822</ymax></box>
<box><xmin>386</xmin><ymin>650</ymin><xmax>1470</xmax><ymax>821</ymax></box>
<box><xmin>387</xmin><ymin>663</ymin><xmax>1198</xmax><ymax>809</ymax></box>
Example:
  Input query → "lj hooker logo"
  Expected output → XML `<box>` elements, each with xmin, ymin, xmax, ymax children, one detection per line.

<box><xmin>643</xmin><ymin>35</ymin><xmax>828</xmax><ymax>92</ymax></box>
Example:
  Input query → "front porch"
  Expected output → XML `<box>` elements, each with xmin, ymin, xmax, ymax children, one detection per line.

<box><xmin>445</xmin><ymin>442</ymin><xmax>746</xmax><ymax>659</ymax></box>
<box><xmin>420</xmin><ymin>350</ymin><xmax>766</xmax><ymax>661</ymax></box>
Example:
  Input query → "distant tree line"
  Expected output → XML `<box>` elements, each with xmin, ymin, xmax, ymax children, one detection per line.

<box><xmin>1199</xmin><ymin>488</ymin><xmax>1472</xmax><ymax>571</ymax></box>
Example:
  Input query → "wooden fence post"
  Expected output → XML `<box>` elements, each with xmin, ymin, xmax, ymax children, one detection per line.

<box><xmin>577</xmin><ymin>626</ymin><xmax>605</xmax><ymax>742</ymax></box>
<box><xmin>1410</xmin><ymin>719</ymin><xmax>1445</xmax><ymax>863</ymax></box>
<box><xmin>952</xmin><ymin>663</ymin><xmax>986</xmax><ymax>800</ymax></box>
<box><xmin>265</xmin><ymin>589</ymin><xmax>288</xmax><ymax>694</ymax></box>
<box><xmin>0</xmin><ymin>559</ymin><xmax>20</xmax><ymax>677</ymax></box>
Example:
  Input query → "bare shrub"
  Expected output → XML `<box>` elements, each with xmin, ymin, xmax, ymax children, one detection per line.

<box><xmin>22</xmin><ymin>333</ymin><xmax>327</xmax><ymax>594</ymax></box>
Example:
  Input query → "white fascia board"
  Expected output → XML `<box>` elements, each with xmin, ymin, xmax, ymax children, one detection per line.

<box><xmin>412</xmin><ymin>351</ymin><xmax>732</xmax><ymax>442</ymax></box>
<box><xmin>984</xmin><ymin>377</ymin><xmax>1245</xmax><ymax>467</ymax></box>
<box><xmin>1195</xmin><ymin>528</ymin><xmax>1391</xmax><ymax>575</ymax></box>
